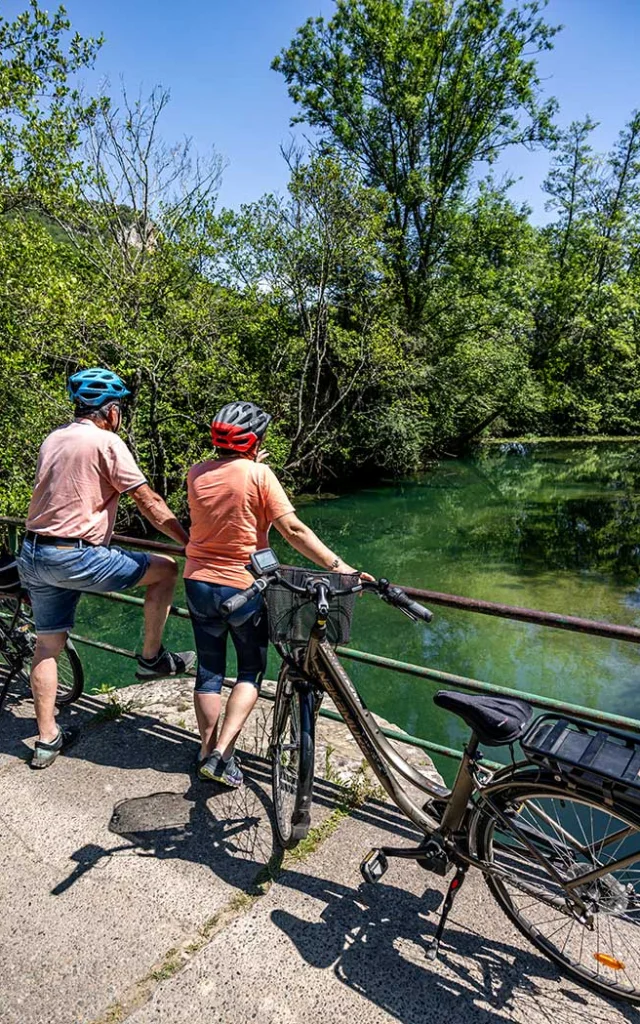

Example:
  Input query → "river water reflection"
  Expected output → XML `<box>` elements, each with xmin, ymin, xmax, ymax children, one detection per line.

<box><xmin>76</xmin><ymin>442</ymin><xmax>640</xmax><ymax>780</ymax></box>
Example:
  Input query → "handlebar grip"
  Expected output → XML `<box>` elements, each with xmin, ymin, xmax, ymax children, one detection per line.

<box><xmin>221</xmin><ymin>584</ymin><xmax>259</xmax><ymax>616</ymax></box>
<box><xmin>386</xmin><ymin>585</ymin><xmax>433</xmax><ymax>623</ymax></box>
<box><xmin>403</xmin><ymin>598</ymin><xmax>433</xmax><ymax>623</ymax></box>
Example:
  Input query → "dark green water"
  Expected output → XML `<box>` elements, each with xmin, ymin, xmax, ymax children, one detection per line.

<box><xmin>75</xmin><ymin>443</ymin><xmax>640</xmax><ymax>780</ymax></box>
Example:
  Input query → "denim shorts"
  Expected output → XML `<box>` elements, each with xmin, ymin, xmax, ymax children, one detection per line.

<box><xmin>184</xmin><ymin>578</ymin><xmax>268</xmax><ymax>694</ymax></box>
<box><xmin>17</xmin><ymin>538</ymin><xmax>150</xmax><ymax>634</ymax></box>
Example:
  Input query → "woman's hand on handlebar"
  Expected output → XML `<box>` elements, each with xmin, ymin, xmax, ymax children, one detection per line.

<box><xmin>333</xmin><ymin>558</ymin><xmax>374</xmax><ymax>582</ymax></box>
<box><xmin>333</xmin><ymin>559</ymin><xmax>375</xmax><ymax>582</ymax></box>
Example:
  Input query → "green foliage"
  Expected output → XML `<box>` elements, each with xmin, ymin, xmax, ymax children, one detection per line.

<box><xmin>273</xmin><ymin>0</ymin><xmax>559</xmax><ymax>325</ymax></box>
<box><xmin>0</xmin><ymin>2</ymin><xmax>103</xmax><ymax>209</ymax></box>
<box><xmin>91</xmin><ymin>682</ymin><xmax>136</xmax><ymax>720</ymax></box>
<box><xmin>1</xmin><ymin>1</ymin><xmax>640</xmax><ymax>526</ymax></box>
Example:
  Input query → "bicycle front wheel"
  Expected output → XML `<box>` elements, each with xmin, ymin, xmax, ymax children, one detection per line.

<box><xmin>472</xmin><ymin>775</ymin><xmax>640</xmax><ymax>1004</ymax></box>
<box><xmin>271</xmin><ymin>665</ymin><xmax>315</xmax><ymax>849</ymax></box>
<box><xmin>0</xmin><ymin>598</ymin><xmax>84</xmax><ymax>706</ymax></box>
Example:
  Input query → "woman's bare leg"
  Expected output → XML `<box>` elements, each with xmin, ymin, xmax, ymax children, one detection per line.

<box><xmin>216</xmin><ymin>683</ymin><xmax>260</xmax><ymax>760</ymax></box>
<box><xmin>193</xmin><ymin>692</ymin><xmax>221</xmax><ymax>759</ymax></box>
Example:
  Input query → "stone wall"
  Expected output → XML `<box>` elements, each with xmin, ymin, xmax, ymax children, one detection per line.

<box><xmin>117</xmin><ymin>677</ymin><xmax>445</xmax><ymax>793</ymax></box>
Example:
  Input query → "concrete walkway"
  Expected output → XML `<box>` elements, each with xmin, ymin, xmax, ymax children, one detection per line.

<box><xmin>0</xmin><ymin>692</ymin><xmax>638</xmax><ymax>1024</ymax></box>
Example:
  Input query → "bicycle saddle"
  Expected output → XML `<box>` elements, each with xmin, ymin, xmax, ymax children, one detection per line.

<box><xmin>434</xmin><ymin>690</ymin><xmax>533</xmax><ymax>746</ymax></box>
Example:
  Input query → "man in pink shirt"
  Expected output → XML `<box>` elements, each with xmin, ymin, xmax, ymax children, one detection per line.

<box><xmin>17</xmin><ymin>367</ymin><xmax>195</xmax><ymax>768</ymax></box>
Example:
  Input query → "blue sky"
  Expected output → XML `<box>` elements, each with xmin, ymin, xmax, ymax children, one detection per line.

<box><xmin>8</xmin><ymin>0</ymin><xmax>640</xmax><ymax>220</ymax></box>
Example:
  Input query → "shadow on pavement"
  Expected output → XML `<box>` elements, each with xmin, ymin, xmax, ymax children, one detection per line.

<box><xmin>5</xmin><ymin>696</ymin><xmax>638</xmax><ymax>1024</ymax></box>
<box><xmin>268</xmin><ymin>865</ymin><xmax>637</xmax><ymax>1024</ymax></box>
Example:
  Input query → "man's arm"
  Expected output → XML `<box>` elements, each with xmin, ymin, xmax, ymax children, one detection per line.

<box><xmin>130</xmin><ymin>484</ymin><xmax>189</xmax><ymax>548</ymax></box>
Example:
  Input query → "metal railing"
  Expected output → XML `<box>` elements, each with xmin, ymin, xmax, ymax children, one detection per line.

<box><xmin>3</xmin><ymin>516</ymin><xmax>640</xmax><ymax>766</ymax></box>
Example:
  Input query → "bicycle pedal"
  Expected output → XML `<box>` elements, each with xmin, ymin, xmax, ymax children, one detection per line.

<box><xmin>360</xmin><ymin>848</ymin><xmax>388</xmax><ymax>884</ymax></box>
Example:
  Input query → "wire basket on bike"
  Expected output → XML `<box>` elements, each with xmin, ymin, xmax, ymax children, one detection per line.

<box><xmin>264</xmin><ymin>567</ymin><xmax>359</xmax><ymax>646</ymax></box>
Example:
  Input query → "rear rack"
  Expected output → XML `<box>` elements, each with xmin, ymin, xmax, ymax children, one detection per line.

<box><xmin>522</xmin><ymin>714</ymin><xmax>640</xmax><ymax>799</ymax></box>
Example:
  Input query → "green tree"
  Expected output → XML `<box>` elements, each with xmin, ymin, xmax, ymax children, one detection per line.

<box><xmin>537</xmin><ymin>114</ymin><xmax>640</xmax><ymax>435</ymax></box>
<box><xmin>210</xmin><ymin>154</ymin><xmax>397</xmax><ymax>481</ymax></box>
<box><xmin>51</xmin><ymin>86</ymin><xmax>227</xmax><ymax>502</ymax></box>
<box><xmin>0</xmin><ymin>1</ymin><xmax>103</xmax><ymax>210</ymax></box>
<box><xmin>274</xmin><ymin>0</ymin><xmax>558</xmax><ymax>326</ymax></box>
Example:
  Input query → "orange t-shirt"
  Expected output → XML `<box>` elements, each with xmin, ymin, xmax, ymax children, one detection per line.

<box><xmin>26</xmin><ymin>420</ymin><xmax>146</xmax><ymax>546</ymax></box>
<box><xmin>184</xmin><ymin>458</ymin><xmax>295</xmax><ymax>588</ymax></box>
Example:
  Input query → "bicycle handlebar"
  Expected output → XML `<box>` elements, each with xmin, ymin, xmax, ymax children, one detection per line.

<box><xmin>220</xmin><ymin>578</ymin><xmax>269</xmax><ymax>616</ymax></box>
<box><xmin>375</xmin><ymin>581</ymin><xmax>433</xmax><ymax>623</ymax></box>
<box><xmin>220</xmin><ymin>571</ymin><xmax>432</xmax><ymax>624</ymax></box>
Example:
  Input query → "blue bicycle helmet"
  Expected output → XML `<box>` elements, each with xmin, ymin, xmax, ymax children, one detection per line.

<box><xmin>67</xmin><ymin>367</ymin><xmax>130</xmax><ymax>407</ymax></box>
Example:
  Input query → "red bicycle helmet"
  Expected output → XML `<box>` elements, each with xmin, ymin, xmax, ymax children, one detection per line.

<box><xmin>210</xmin><ymin>401</ymin><xmax>272</xmax><ymax>453</ymax></box>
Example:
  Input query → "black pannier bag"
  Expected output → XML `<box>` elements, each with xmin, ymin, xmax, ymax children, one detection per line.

<box><xmin>0</xmin><ymin>549</ymin><xmax>20</xmax><ymax>595</ymax></box>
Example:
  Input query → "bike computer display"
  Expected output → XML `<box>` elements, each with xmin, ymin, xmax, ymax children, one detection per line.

<box><xmin>249</xmin><ymin>548</ymin><xmax>281</xmax><ymax>576</ymax></box>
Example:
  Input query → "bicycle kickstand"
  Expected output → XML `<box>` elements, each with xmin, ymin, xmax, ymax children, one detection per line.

<box><xmin>425</xmin><ymin>863</ymin><xmax>468</xmax><ymax>962</ymax></box>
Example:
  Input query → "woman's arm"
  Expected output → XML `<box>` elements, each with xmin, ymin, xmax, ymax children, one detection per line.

<box><xmin>273</xmin><ymin>511</ymin><xmax>359</xmax><ymax>575</ymax></box>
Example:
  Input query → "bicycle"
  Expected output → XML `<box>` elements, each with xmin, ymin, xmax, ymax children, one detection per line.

<box><xmin>0</xmin><ymin>552</ymin><xmax>84</xmax><ymax>715</ymax></box>
<box><xmin>222</xmin><ymin>548</ymin><xmax>640</xmax><ymax>1005</ymax></box>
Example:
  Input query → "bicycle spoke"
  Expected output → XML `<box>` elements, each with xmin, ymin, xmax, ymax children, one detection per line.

<box><xmin>480</xmin><ymin>783</ymin><xmax>640</xmax><ymax>1001</ymax></box>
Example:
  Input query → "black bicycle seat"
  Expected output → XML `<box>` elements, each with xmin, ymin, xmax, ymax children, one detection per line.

<box><xmin>434</xmin><ymin>690</ymin><xmax>533</xmax><ymax>746</ymax></box>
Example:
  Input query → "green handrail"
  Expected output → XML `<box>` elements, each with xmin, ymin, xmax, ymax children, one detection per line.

<box><xmin>5</xmin><ymin>516</ymin><xmax>640</xmax><ymax>763</ymax></box>
<box><xmin>69</xmin><ymin>628</ymin><xmax>469</xmax><ymax>765</ymax></box>
<box><xmin>81</xmin><ymin>588</ymin><xmax>640</xmax><ymax>744</ymax></box>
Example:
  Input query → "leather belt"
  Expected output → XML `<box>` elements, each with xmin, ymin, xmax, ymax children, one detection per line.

<box><xmin>25</xmin><ymin>531</ymin><xmax>94</xmax><ymax>547</ymax></box>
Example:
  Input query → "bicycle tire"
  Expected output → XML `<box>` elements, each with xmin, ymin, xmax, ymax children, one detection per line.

<box><xmin>271</xmin><ymin>664</ymin><xmax>315</xmax><ymax>849</ymax></box>
<box><xmin>471</xmin><ymin>772</ymin><xmax>640</xmax><ymax>1004</ymax></box>
<box><xmin>53</xmin><ymin>640</ymin><xmax>84</xmax><ymax>705</ymax></box>
<box><xmin>0</xmin><ymin>598</ymin><xmax>84</xmax><ymax>707</ymax></box>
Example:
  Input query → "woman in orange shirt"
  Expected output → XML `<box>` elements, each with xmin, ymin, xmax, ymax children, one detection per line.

<box><xmin>184</xmin><ymin>401</ymin><xmax>364</xmax><ymax>787</ymax></box>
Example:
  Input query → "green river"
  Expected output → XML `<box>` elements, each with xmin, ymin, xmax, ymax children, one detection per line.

<box><xmin>75</xmin><ymin>442</ymin><xmax>640</xmax><ymax>780</ymax></box>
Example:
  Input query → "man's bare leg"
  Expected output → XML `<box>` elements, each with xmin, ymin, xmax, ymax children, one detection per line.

<box><xmin>136</xmin><ymin>554</ymin><xmax>179</xmax><ymax>660</ymax></box>
<box><xmin>31</xmin><ymin>632</ymin><xmax>67</xmax><ymax>743</ymax></box>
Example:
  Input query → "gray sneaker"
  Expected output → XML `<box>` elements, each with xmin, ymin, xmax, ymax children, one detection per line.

<box><xmin>31</xmin><ymin>726</ymin><xmax>79</xmax><ymax>769</ymax></box>
<box><xmin>198</xmin><ymin>751</ymin><xmax>244</xmax><ymax>788</ymax></box>
<box><xmin>135</xmin><ymin>647</ymin><xmax>196</xmax><ymax>680</ymax></box>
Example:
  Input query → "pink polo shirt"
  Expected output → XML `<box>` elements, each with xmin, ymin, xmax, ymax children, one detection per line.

<box><xmin>26</xmin><ymin>420</ymin><xmax>146</xmax><ymax>546</ymax></box>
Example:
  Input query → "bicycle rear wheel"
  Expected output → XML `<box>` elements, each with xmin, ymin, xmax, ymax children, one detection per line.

<box><xmin>53</xmin><ymin>641</ymin><xmax>84</xmax><ymax>705</ymax></box>
<box><xmin>271</xmin><ymin>664</ymin><xmax>315</xmax><ymax>849</ymax></box>
<box><xmin>472</xmin><ymin>774</ymin><xmax>640</xmax><ymax>1004</ymax></box>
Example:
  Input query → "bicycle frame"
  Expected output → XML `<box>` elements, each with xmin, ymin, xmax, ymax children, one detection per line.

<box><xmin>279</xmin><ymin>626</ymin><xmax>640</xmax><ymax>912</ymax></box>
<box><xmin>266</xmin><ymin>568</ymin><xmax>640</xmax><ymax>995</ymax></box>
<box><xmin>287</xmin><ymin>629</ymin><xmax>464</xmax><ymax>835</ymax></box>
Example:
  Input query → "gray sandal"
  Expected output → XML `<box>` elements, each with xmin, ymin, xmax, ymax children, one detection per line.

<box><xmin>31</xmin><ymin>726</ymin><xmax>79</xmax><ymax>769</ymax></box>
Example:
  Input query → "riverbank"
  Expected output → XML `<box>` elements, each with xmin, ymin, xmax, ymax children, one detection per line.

<box><xmin>479</xmin><ymin>434</ymin><xmax>640</xmax><ymax>445</ymax></box>
<box><xmin>0</xmin><ymin>684</ymin><xmax>627</xmax><ymax>1024</ymax></box>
